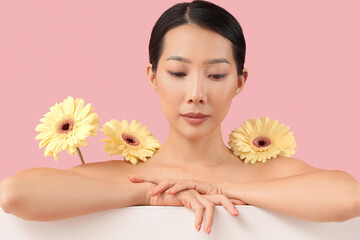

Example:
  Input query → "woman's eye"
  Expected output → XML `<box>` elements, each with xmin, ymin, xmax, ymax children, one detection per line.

<box><xmin>169</xmin><ymin>71</ymin><xmax>186</xmax><ymax>78</ymax></box>
<box><xmin>168</xmin><ymin>72</ymin><xmax>225</xmax><ymax>80</ymax></box>
<box><xmin>209</xmin><ymin>74</ymin><xmax>226</xmax><ymax>80</ymax></box>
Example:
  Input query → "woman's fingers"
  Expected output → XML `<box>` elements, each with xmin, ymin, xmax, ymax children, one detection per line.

<box><xmin>176</xmin><ymin>191</ymin><xmax>205</xmax><ymax>233</ymax></box>
<box><xmin>129</xmin><ymin>176</ymin><xmax>219</xmax><ymax>197</ymax></box>
<box><xmin>150</xmin><ymin>181</ymin><xmax>196</xmax><ymax>196</ymax></box>
<box><xmin>127</xmin><ymin>175</ymin><xmax>146</xmax><ymax>183</ymax></box>
<box><xmin>148</xmin><ymin>179</ymin><xmax>179</xmax><ymax>196</ymax></box>
<box><xmin>128</xmin><ymin>177</ymin><xmax>185</xmax><ymax>197</ymax></box>
<box><xmin>182</xmin><ymin>192</ymin><xmax>239</xmax><ymax>234</ymax></box>
<box><xmin>128</xmin><ymin>175</ymin><xmax>161</xmax><ymax>185</ymax></box>
<box><xmin>150</xmin><ymin>180</ymin><xmax>215</xmax><ymax>196</ymax></box>
<box><xmin>164</xmin><ymin>182</ymin><xmax>197</xmax><ymax>195</ymax></box>
<box><xmin>230</xmin><ymin>198</ymin><xmax>247</xmax><ymax>205</ymax></box>
<box><xmin>203</xmin><ymin>195</ymin><xmax>241</xmax><ymax>217</ymax></box>
<box><xmin>194</xmin><ymin>193</ymin><xmax>215</xmax><ymax>234</ymax></box>
<box><xmin>148</xmin><ymin>189</ymin><xmax>243</xmax><ymax>235</ymax></box>
<box><xmin>147</xmin><ymin>179</ymin><xmax>202</xmax><ymax>196</ymax></box>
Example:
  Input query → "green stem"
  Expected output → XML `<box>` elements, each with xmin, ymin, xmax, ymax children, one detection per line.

<box><xmin>76</xmin><ymin>147</ymin><xmax>85</xmax><ymax>164</ymax></box>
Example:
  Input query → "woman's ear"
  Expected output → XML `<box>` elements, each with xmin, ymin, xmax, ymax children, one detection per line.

<box><xmin>146</xmin><ymin>64</ymin><xmax>158</xmax><ymax>93</ymax></box>
<box><xmin>234</xmin><ymin>68</ymin><xmax>248</xmax><ymax>98</ymax></box>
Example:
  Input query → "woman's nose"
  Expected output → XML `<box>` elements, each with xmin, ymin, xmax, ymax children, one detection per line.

<box><xmin>186</xmin><ymin>75</ymin><xmax>207</xmax><ymax>104</ymax></box>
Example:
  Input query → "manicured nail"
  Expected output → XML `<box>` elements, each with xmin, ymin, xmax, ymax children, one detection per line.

<box><xmin>206</xmin><ymin>226</ymin><xmax>212</xmax><ymax>234</ymax></box>
<box><xmin>148</xmin><ymin>190</ymin><xmax>153</xmax><ymax>195</ymax></box>
<box><xmin>197</xmin><ymin>224</ymin><xmax>201</xmax><ymax>231</ymax></box>
<box><xmin>165</xmin><ymin>189</ymin><xmax>172</xmax><ymax>194</ymax></box>
<box><xmin>233</xmin><ymin>208</ymin><xmax>239</xmax><ymax>215</ymax></box>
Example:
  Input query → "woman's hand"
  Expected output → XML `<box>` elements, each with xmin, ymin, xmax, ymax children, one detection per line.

<box><xmin>129</xmin><ymin>175</ymin><xmax>247</xmax><ymax>204</ymax></box>
<box><xmin>146</xmin><ymin>188</ymin><xmax>240</xmax><ymax>234</ymax></box>
<box><xmin>129</xmin><ymin>175</ymin><xmax>245</xmax><ymax>234</ymax></box>
<box><xmin>129</xmin><ymin>175</ymin><xmax>221</xmax><ymax>196</ymax></box>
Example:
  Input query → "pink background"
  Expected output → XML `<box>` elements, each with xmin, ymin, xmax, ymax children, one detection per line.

<box><xmin>1</xmin><ymin>0</ymin><xmax>359</xmax><ymax>181</ymax></box>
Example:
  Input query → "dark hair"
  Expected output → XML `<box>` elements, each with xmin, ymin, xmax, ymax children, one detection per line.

<box><xmin>149</xmin><ymin>0</ymin><xmax>246</xmax><ymax>76</ymax></box>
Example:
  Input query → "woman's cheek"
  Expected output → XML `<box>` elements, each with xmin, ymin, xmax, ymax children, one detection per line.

<box><xmin>158</xmin><ymin>88</ymin><xmax>179</xmax><ymax>122</ymax></box>
<box><xmin>214</xmin><ymin>90</ymin><xmax>234</xmax><ymax>121</ymax></box>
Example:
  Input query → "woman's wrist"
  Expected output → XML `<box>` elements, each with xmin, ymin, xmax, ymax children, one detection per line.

<box><xmin>140</xmin><ymin>182</ymin><xmax>157</xmax><ymax>205</ymax></box>
<box><xmin>112</xmin><ymin>181</ymin><xmax>155</xmax><ymax>207</ymax></box>
<box><xmin>218</xmin><ymin>181</ymin><xmax>243</xmax><ymax>199</ymax></box>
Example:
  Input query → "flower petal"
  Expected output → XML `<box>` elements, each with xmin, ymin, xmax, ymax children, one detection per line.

<box><xmin>35</xmin><ymin>96</ymin><xmax>99</xmax><ymax>162</ymax></box>
<box><xmin>100</xmin><ymin>119</ymin><xmax>161</xmax><ymax>165</ymax></box>
<box><xmin>229</xmin><ymin>116</ymin><xmax>296</xmax><ymax>164</ymax></box>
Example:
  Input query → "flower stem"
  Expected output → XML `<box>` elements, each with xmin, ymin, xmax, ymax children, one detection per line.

<box><xmin>76</xmin><ymin>147</ymin><xmax>85</xmax><ymax>164</ymax></box>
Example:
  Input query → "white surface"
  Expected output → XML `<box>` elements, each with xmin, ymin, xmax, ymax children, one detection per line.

<box><xmin>1</xmin><ymin>205</ymin><xmax>359</xmax><ymax>240</ymax></box>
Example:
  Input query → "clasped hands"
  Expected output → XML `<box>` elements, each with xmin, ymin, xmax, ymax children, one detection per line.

<box><xmin>128</xmin><ymin>175</ymin><xmax>247</xmax><ymax>235</ymax></box>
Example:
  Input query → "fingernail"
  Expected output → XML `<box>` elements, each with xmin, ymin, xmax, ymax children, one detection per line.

<box><xmin>197</xmin><ymin>224</ymin><xmax>201</xmax><ymax>231</ymax></box>
<box><xmin>206</xmin><ymin>226</ymin><xmax>212</xmax><ymax>234</ymax></box>
<box><xmin>165</xmin><ymin>189</ymin><xmax>172</xmax><ymax>194</ymax></box>
<box><xmin>233</xmin><ymin>208</ymin><xmax>239</xmax><ymax>215</ymax></box>
<box><xmin>148</xmin><ymin>190</ymin><xmax>153</xmax><ymax>195</ymax></box>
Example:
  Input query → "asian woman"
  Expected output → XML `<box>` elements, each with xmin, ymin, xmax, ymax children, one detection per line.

<box><xmin>0</xmin><ymin>0</ymin><xmax>359</xmax><ymax>236</ymax></box>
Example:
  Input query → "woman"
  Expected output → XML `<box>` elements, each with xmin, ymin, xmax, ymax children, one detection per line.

<box><xmin>0</xmin><ymin>0</ymin><xmax>359</xmax><ymax>235</ymax></box>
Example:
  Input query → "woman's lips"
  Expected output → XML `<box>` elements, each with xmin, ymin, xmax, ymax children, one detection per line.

<box><xmin>180</xmin><ymin>113</ymin><xmax>210</xmax><ymax>125</ymax></box>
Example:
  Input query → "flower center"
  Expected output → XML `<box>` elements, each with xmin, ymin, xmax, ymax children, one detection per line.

<box><xmin>253</xmin><ymin>136</ymin><xmax>271</xmax><ymax>148</ymax></box>
<box><xmin>57</xmin><ymin>119</ymin><xmax>74</xmax><ymax>134</ymax></box>
<box><xmin>122</xmin><ymin>134</ymin><xmax>140</xmax><ymax>146</ymax></box>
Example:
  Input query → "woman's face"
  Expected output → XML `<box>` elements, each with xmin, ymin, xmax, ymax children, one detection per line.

<box><xmin>147</xmin><ymin>24</ymin><xmax>248</xmax><ymax>140</ymax></box>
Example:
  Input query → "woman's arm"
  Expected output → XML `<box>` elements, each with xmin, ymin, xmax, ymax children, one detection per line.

<box><xmin>131</xmin><ymin>162</ymin><xmax>360</xmax><ymax>223</ymax></box>
<box><xmin>222</xmin><ymin>169</ymin><xmax>360</xmax><ymax>222</ymax></box>
<box><xmin>0</xmin><ymin>167</ymin><xmax>153</xmax><ymax>221</ymax></box>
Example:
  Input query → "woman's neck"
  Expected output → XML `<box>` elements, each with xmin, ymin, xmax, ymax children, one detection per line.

<box><xmin>149</xmin><ymin>125</ymin><xmax>233</xmax><ymax>169</ymax></box>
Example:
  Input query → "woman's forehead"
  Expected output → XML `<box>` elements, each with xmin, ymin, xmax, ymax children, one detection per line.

<box><xmin>160</xmin><ymin>24</ymin><xmax>233</xmax><ymax>63</ymax></box>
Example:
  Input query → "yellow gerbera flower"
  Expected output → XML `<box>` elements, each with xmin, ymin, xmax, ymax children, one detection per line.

<box><xmin>228</xmin><ymin>116</ymin><xmax>297</xmax><ymax>164</ymax></box>
<box><xmin>35</xmin><ymin>96</ymin><xmax>99</xmax><ymax>163</ymax></box>
<box><xmin>100</xmin><ymin>119</ymin><xmax>161</xmax><ymax>165</ymax></box>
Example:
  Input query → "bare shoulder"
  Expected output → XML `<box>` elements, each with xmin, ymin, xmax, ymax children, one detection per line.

<box><xmin>262</xmin><ymin>156</ymin><xmax>320</xmax><ymax>179</ymax></box>
<box><xmin>67</xmin><ymin>160</ymin><xmax>138</xmax><ymax>182</ymax></box>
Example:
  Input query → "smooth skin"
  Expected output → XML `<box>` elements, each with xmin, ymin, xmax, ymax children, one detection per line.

<box><xmin>140</xmin><ymin>23</ymin><xmax>360</xmax><ymax>231</ymax></box>
<box><xmin>1</xmin><ymin>23</ymin><xmax>359</xmax><ymax>235</ymax></box>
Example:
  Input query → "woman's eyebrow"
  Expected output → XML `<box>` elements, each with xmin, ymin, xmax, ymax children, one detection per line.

<box><xmin>166</xmin><ymin>55</ymin><xmax>229</xmax><ymax>64</ymax></box>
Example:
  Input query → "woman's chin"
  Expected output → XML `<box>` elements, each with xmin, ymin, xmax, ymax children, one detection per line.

<box><xmin>169</xmin><ymin>120</ymin><xmax>219</xmax><ymax>141</ymax></box>
<box><xmin>180</xmin><ymin>129</ymin><xmax>213</xmax><ymax>141</ymax></box>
